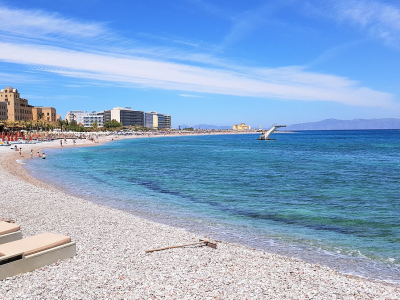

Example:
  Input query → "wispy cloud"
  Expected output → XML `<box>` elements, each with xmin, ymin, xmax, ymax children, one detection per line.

<box><xmin>187</xmin><ymin>0</ymin><xmax>233</xmax><ymax>21</ymax></box>
<box><xmin>0</xmin><ymin>42</ymin><xmax>393</xmax><ymax>108</ymax></box>
<box><xmin>217</xmin><ymin>0</ymin><xmax>292</xmax><ymax>51</ymax></box>
<box><xmin>0</xmin><ymin>4</ymin><xmax>395</xmax><ymax>109</ymax></box>
<box><xmin>306</xmin><ymin>0</ymin><xmax>400</xmax><ymax>48</ymax></box>
<box><xmin>138</xmin><ymin>33</ymin><xmax>201</xmax><ymax>48</ymax></box>
<box><xmin>306</xmin><ymin>40</ymin><xmax>364</xmax><ymax>68</ymax></box>
<box><xmin>0</xmin><ymin>5</ymin><xmax>106</xmax><ymax>39</ymax></box>
<box><xmin>0</xmin><ymin>71</ymin><xmax>44</xmax><ymax>85</ymax></box>
<box><xmin>179</xmin><ymin>94</ymin><xmax>204</xmax><ymax>98</ymax></box>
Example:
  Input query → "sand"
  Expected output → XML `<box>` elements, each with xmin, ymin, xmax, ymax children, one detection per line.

<box><xmin>0</xmin><ymin>136</ymin><xmax>399</xmax><ymax>299</ymax></box>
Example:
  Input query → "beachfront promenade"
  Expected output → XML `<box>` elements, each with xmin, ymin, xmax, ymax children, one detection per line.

<box><xmin>0</xmin><ymin>136</ymin><xmax>399</xmax><ymax>299</ymax></box>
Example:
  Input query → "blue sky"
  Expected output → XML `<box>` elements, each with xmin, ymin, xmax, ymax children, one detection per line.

<box><xmin>0</xmin><ymin>0</ymin><xmax>400</xmax><ymax>128</ymax></box>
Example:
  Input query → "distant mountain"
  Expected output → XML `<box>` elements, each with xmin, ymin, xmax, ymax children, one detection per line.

<box><xmin>286</xmin><ymin>118</ymin><xmax>400</xmax><ymax>131</ymax></box>
<box><xmin>178</xmin><ymin>124</ymin><xmax>231</xmax><ymax>130</ymax></box>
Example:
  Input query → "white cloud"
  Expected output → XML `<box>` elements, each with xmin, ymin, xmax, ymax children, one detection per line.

<box><xmin>217</xmin><ymin>1</ymin><xmax>280</xmax><ymax>51</ymax></box>
<box><xmin>308</xmin><ymin>0</ymin><xmax>400</xmax><ymax>47</ymax></box>
<box><xmin>0</xmin><ymin>4</ymin><xmax>395</xmax><ymax>110</ymax></box>
<box><xmin>0</xmin><ymin>41</ymin><xmax>394</xmax><ymax>108</ymax></box>
<box><xmin>179</xmin><ymin>94</ymin><xmax>204</xmax><ymax>98</ymax></box>
<box><xmin>0</xmin><ymin>5</ymin><xmax>106</xmax><ymax>39</ymax></box>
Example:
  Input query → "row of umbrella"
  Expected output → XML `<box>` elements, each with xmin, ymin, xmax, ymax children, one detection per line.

<box><xmin>0</xmin><ymin>131</ymin><xmax>40</xmax><ymax>141</ymax></box>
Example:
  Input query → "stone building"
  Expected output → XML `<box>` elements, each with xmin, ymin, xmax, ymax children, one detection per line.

<box><xmin>233</xmin><ymin>123</ymin><xmax>251</xmax><ymax>131</ymax></box>
<box><xmin>0</xmin><ymin>87</ymin><xmax>33</xmax><ymax>122</ymax></box>
<box><xmin>0</xmin><ymin>87</ymin><xmax>57</xmax><ymax>123</ymax></box>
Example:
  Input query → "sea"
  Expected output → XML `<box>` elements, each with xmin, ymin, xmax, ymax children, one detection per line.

<box><xmin>24</xmin><ymin>130</ymin><xmax>400</xmax><ymax>284</ymax></box>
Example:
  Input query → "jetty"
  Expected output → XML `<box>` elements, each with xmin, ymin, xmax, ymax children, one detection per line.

<box><xmin>258</xmin><ymin>124</ymin><xmax>286</xmax><ymax>140</ymax></box>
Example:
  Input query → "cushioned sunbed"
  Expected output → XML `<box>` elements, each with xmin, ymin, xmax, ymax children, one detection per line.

<box><xmin>0</xmin><ymin>221</ymin><xmax>22</xmax><ymax>245</ymax></box>
<box><xmin>0</xmin><ymin>232</ymin><xmax>76</xmax><ymax>280</ymax></box>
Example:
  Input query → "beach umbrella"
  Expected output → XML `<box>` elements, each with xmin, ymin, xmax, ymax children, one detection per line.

<box><xmin>6</xmin><ymin>132</ymin><xmax>9</xmax><ymax>141</ymax></box>
<box><xmin>29</xmin><ymin>135</ymin><xmax>32</xmax><ymax>141</ymax></box>
<box><xmin>10</xmin><ymin>132</ymin><xmax>14</xmax><ymax>141</ymax></box>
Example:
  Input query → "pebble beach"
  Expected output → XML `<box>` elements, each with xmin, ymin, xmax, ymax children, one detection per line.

<box><xmin>0</xmin><ymin>138</ymin><xmax>399</xmax><ymax>299</ymax></box>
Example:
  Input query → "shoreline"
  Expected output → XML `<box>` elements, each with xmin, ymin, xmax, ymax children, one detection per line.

<box><xmin>0</xmin><ymin>135</ymin><xmax>399</xmax><ymax>298</ymax></box>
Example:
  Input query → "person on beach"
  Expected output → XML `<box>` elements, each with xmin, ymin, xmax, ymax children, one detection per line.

<box><xmin>37</xmin><ymin>152</ymin><xmax>41</xmax><ymax>158</ymax></box>
<box><xmin>42</xmin><ymin>153</ymin><xmax>46</xmax><ymax>159</ymax></box>
<box><xmin>30</xmin><ymin>149</ymin><xmax>33</xmax><ymax>159</ymax></box>
<box><xmin>19</xmin><ymin>148</ymin><xmax>21</xmax><ymax>156</ymax></box>
<box><xmin>60</xmin><ymin>140</ymin><xmax>63</xmax><ymax>147</ymax></box>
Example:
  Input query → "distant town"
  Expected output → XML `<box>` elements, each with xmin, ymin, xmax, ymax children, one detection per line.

<box><xmin>0</xmin><ymin>86</ymin><xmax>171</xmax><ymax>132</ymax></box>
<box><xmin>0</xmin><ymin>86</ymin><xmax>254</xmax><ymax>133</ymax></box>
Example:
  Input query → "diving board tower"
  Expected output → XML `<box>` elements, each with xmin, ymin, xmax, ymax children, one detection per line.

<box><xmin>259</xmin><ymin>124</ymin><xmax>286</xmax><ymax>140</ymax></box>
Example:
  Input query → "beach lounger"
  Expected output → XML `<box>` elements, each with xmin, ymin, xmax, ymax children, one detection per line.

<box><xmin>0</xmin><ymin>232</ymin><xmax>76</xmax><ymax>280</ymax></box>
<box><xmin>0</xmin><ymin>221</ymin><xmax>22</xmax><ymax>245</ymax></box>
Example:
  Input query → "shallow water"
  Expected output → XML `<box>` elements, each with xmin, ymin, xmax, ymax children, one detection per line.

<box><xmin>25</xmin><ymin>131</ymin><xmax>400</xmax><ymax>284</ymax></box>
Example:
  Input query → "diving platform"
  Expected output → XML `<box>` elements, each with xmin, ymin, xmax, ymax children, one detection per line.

<box><xmin>258</xmin><ymin>124</ymin><xmax>286</xmax><ymax>140</ymax></box>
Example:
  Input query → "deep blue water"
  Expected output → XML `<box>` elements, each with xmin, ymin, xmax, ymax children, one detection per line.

<box><xmin>25</xmin><ymin>131</ymin><xmax>400</xmax><ymax>284</ymax></box>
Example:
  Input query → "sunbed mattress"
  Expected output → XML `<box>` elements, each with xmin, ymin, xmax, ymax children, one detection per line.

<box><xmin>0</xmin><ymin>222</ymin><xmax>20</xmax><ymax>236</ymax></box>
<box><xmin>0</xmin><ymin>233</ymin><xmax>71</xmax><ymax>257</ymax></box>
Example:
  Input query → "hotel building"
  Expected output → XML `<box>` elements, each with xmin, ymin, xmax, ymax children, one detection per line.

<box><xmin>0</xmin><ymin>87</ymin><xmax>33</xmax><ymax>121</ymax></box>
<box><xmin>32</xmin><ymin>107</ymin><xmax>57</xmax><ymax>122</ymax></box>
<box><xmin>83</xmin><ymin>111</ymin><xmax>104</xmax><ymax>127</ymax></box>
<box><xmin>65</xmin><ymin>110</ymin><xmax>104</xmax><ymax>127</ymax></box>
<box><xmin>65</xmin><ymin>107</ymin><xmax>171</xmax><ymax>129</ymax></box>
<box><xmin>104</xmin><ymin>107</ymin><xmax>145</xmax><ymax>127</ymax></box>
<box><xmin>65</xmin><ymin>111</ymin><xmax>85</xmax><ymax>124</ymax></box>
<box><xmin>233</xmin><ymin>123</ymin><xmax>251</xmax><ymax>131</ymax></box>
<box><xmin>0</xmin><ymin>86</ymin><xmax>57</xmax><ymax>123</ymax></box>
<box><xmin>144</xmin><ymin>111</ymin><xmax>171</xmax><ymax>129</ymax></box>
<box><xmin>0</xmin><ymin>101</ymin><xmax>7</xmax><ymax>120</ymax></box>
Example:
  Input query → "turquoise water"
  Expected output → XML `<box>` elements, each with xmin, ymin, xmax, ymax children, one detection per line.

<box><xmin>25</xmin><ymin>131</ymin><xmax>400</xmax><ymax>283</ymax></box>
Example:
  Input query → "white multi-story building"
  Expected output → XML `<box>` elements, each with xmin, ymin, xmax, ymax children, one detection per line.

<box><xmin>65</xmin><ymin>111</ymin><xmax>85</xmax><ymax>125</ymax></box>
<box><xmin>65</xmin><ymin>108</ymin><xmax>170</xmax><ymax>129</ymax></box>
<box><xmin>145</xmin><ymin>111</ymin><xmax>171</xmax><ymax>129</ymax></box>
<box><xmin>65</xmin><ymin>111</ymin><xmax>104</xmax><ymax>127</ymax></box>
<box><xmin>83</xmin><ymin>111</ymin><xmax>104</xmax><ymax>127</ymax></box>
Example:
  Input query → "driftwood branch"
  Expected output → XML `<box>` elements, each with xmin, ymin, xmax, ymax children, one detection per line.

<box><xmin>146</xmin><ymin>240</ymin><xmax>217</xmax><ymax>253</ymax></box>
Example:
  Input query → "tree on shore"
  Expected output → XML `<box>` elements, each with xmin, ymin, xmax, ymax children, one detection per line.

<box><xmin>104</xmin><ymin>119</ymin><xmax>122</xmax><ymax>129</ymax></box>
<box><xmin>57</xmin><ymin>119</ymin><xmax>64</xmax><ymax>132</ymax></box>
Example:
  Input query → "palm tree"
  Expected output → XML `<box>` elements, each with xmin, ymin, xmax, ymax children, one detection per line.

<box><xmin>57</xmin><ymin>119</ymin><xmax>64</xmax><ymax>132</ymax></box>
<box><xmin>37</xmin><ymin>112</ymin><xmax>44</xmax><ymax>120</ymax></box>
